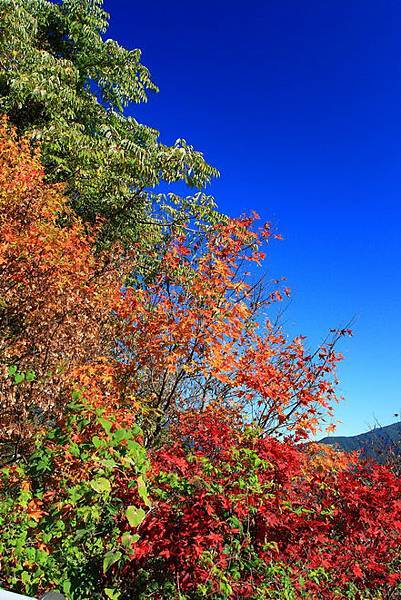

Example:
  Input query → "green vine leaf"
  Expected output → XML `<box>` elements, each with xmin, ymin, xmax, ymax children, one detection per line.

<box><xmin>125</xmin><ymin>506</ymin><xmax>146</xmax><ymax>528</ymax></box>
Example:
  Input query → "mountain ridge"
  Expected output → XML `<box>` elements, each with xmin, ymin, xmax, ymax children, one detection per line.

<box><xmin>319</xmin><ymin>421</ymin><xmax>401</xmax><ymax>459</ymax></box>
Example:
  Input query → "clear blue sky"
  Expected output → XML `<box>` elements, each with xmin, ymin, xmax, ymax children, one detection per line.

<box><xmin>106</xmin><ymin>0</ymin><xmax>401</xmax><ymax>437</ymax></box>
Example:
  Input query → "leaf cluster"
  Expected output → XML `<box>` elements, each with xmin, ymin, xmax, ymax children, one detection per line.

<box><xmin>0</xmin><ymin>0</ymin><xmax>220</xmax><ymax>247</ymax></box>
<box><xmin>0</xmin><ymin>400</ymin><xmax>150</xmax><ymax>600</ymax></box>
<box><xmin>126</xmin><ymin>407</ymin><xmax>401</xmax><ymax>599</ymax></box>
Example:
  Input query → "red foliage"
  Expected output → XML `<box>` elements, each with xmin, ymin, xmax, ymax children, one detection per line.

<box><xmin>124</xmin><ymin>408</ymin><xmax>401</xmax><ymax>598</ymax></box>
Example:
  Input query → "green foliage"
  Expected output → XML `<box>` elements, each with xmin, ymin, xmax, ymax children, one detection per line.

<box><xmin>0</xmin><ymin>400</ymin><xmax>149</xmax><ymax>599</ymax></box>
<box><xmin>7</xmin><ymin>365</ymin><xmax>36</xmax><ymax>384</ymax></box>
<box><xmin>0</xmin><ymin>0</ymin><xmax>220</xmax><ymax>246</ymax></box>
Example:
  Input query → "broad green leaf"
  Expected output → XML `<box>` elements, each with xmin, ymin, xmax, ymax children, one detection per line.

<box><xmin>21</xmin><ymin>571</ymin><xmax>30</xmax><ymax>584</ymax></box>
<box><xmin>105</xmin><ymin>588</ymin><xmax>121</xmax><ymax>600</ymax></box>
<box><xmin>125</xmin><ymin>506</ymin><xmax>146</xmax><ymax>528</ymax></box>
<box><xmin>113</xmin><ymin>428</ymin><xmax>130</xmax><ymax>442</ymax></box>
<box><xmin>14</xmin><ymin>372</ymin><xmax>25</xmax><ymax>384</ymax></box>
<box><xmin>90</xmin><ymin>477</ymin><xmax>111</xmax><ymax>494</ymax></box>
<box><xmin>137</xmin><ymin>475</ymin><xmax>151</xmax><ymax>507</ymax></box>
<box><xmin>121</xmin><ymin>532</ymin><xmax>140</xmax><ymax>547</ymax></box>
<box><xmin>92</xmin><ymin>435</ymin><xmax>103</xmax><ymax>448</ymax></box>
<box><xmin>26</xmin><ymin>370</ymin><xmax>36</xmax><ymax>382</ymax></box>
<box><xmin>103</xmin><ymin>551</ymin><xmax>122</xmax><ymax>574</ymax></box>
<box><xmin>98</xmin><ymin>417</ymin><xmax>112</xmax><ymax>434</ymax></box>
<box><xmin>62</xmin><ymin>580</ymin><xmax>71</xmax><ymax>596</ymax></box>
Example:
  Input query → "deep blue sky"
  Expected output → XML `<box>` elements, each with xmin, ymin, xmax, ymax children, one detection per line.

<box><xmin>106</xmin><ymin>0</ymin><xmax>401</xmax><ymax>436</ymax></box>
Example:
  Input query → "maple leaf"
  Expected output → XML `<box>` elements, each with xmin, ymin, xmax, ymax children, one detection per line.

<box><xmin>27</xmin><ymin>499</ymin><xmax>45</xmax><ymax>523</ymax></box>
<box><xmin>352</xmin><ymin>564</ymin><xmax>363</xmax><ymax>578</ymax></box>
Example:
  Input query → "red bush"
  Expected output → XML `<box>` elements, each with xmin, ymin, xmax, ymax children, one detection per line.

<box><xmin>124</xmin><ymin>407</ymin><xmax>401</xmax><ymax>598</ymax></box>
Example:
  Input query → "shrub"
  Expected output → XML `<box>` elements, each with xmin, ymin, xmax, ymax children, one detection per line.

<box><xmin>0</xmin><ymin>399</ymin><xmax>150</xmax><ymax>600</ymax></box>
<box><xmin>126</xmin><ymin>408</ymin><xmax>401</xmax><ymax>599</ymax></box>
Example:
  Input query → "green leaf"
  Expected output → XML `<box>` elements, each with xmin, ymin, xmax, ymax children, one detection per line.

<box><xmin>7</xmin><ymin>365</ymin><xmax>17</xmax><ymax>376</ymax></box>
<box><xmin>125</xmin><ymin>506</ymin><xmax>146</xmax><ymax>528</ymax></box>
<box><xmin>103</xmin><ymin>551</ymin><xmax>122</xmax><ymax>574</ymax></box>
<box><xmin>62</xmin><ymin>580</ymin><xmax>71</xmax><ymax>596</ymax></box>
<box><xmin>220</xmin><ymin>581</ymin><xmax>233</xmax><ymax>596</ymax></box>
<box><xmin>98</xmin><ymin>417</ymin><xmax>112</xmax><ymax>434</ymax></box>
<box><xmin>21</xmin><ymin>571</ymin><xmax>30</xmax><ymax>585</ymax></box>
<box><xmin>90</xmin><ymin>477</ymin><xmax>111</xmax><ymax>494</ymax></box>
<box><xmin>105</xmin><ymin>588</ymin><xmax>121</xmax><ymax>600</ymax></box>
<box><xmin>14</xmin><ymin>372</ymin><xmax>25</xmax><ymax>384</ymax></box>
<box><xmin>137</xmin><ymin>475</ymin><xmax>151</xmax><ymax>507</ymax></box>
<box><xmin>113</xmin><ymin>428</ymin><xmax>130</xmax><ymax>443</ymax></box>
<box><xmin>121</xmin><ymin>532</ymin><xmax>140</xmax><ymax>547</ymax></box>
<box><xmin>26</xmin><ymin>370</ymin><xmax>36</xmax><ymax>382</ymax></box>
<box><xmin>73</xmin><ymin>529</ymin><xmax>88</xmax><ymax>542</ymax></box>
<box><xmin>92</xmin><ymin>435</ymin><xmax>103</xmax><ymax>448</ymax></box>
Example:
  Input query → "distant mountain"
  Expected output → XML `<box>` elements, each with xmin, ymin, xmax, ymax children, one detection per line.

<box><xmin>319</xmin><ymin>421</ymin><xmax>401</xmax><ymax>461</ymax></box>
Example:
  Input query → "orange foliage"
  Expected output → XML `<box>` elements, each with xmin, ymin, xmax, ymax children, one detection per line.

<box><xmin>0</xmin><ymin>118</ymin><xmax>349</xmax><ymax>448</ymax></box>
<box><xmin>305</xmin><ymin>441</ymin><xmax>359</xmax><ymax>475</ymax></box>
<box><xmin>116</xmin><ymin>217</ymin><xmax>349</xmax><ymax>443</ymax></box>
<box><xmin>0</xmin><ymin>119</ymin><xmax>128</xmax><ymax>438</ymax></box>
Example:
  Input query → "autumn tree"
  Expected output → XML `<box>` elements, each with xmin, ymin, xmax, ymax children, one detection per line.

<box><xmin>2</xmin><ymin>5</ymin><xmax>400</xmax><ymax>597</ymax></box>
<box><xmin>0</xmin><ymin>0</ymin><xmax>219</xmax><ymax>246</ymax></box>
<box><xmin>0</xmin><ymin>115</ymin><xmax>349</xmax><ymax>453</ymax></box>
<box><xmin>115</xmin><ymin>216</ymin><xmax>349</xmax><ymax>445</ymax></box>
<box><xmin>0</xmin><ymin>118</ymin><xmax>134</xmax><ymax>455</ymax></box>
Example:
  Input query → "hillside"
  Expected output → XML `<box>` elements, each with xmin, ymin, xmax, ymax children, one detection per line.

<box><xmin>319</xmin><ymin>421</ymin><xmax>401</xmax><ymax>460</ymax></box>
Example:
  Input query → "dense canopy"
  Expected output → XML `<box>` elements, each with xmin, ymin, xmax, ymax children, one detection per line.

<box><xmin>0</xmin><ymin>0</ymin><xmax>219</xmax><ymax>246</ymax></box>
